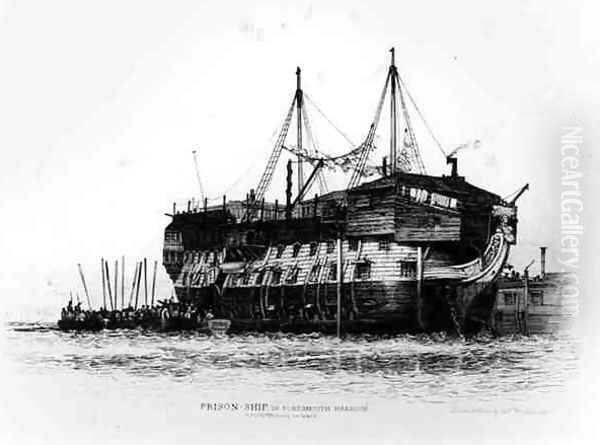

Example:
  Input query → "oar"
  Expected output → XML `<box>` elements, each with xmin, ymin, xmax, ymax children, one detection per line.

<box><xmin>77</xmin><ymin>263</ymin><xmax>93</xmax><ymax>310</ymax></box>
<box><xmin>151</xmin><ymin>260</ymin><xmax>157</xmax><ymax>306</ymax></box>
<box><xmin>128</xmin><ymin>262</ymin><xmax>139</xmax><ymax>308</ymax></box>
<box><xmin>121</xmin><ymin>256</ymin><xmax>125</xmax><ymax>310</ymax></box>
<box><xmin>101</xmin><ymin>258</ymin><xmax>106</xmax><ymax>310</ymax></box>
<box><xmin>143</xmin><ymin>258</ymin><xmax>148</xmax><ymax>307</ymax></box>
<box><xmin>114</xmin><ymin>259</ymin><xmax>118</xmax><ymax>311</ymax></box>
<box><xmin>134</xmin><ymin>261</ymin><xmax>142</xmax><ymax>309</ymax></box>
<box><xmin>104</xmin><ymin>260</ymin><xmax>113</xmax><ymax>311</ymax></box>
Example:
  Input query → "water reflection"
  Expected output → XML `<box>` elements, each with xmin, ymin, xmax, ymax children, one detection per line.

<box><xmin>4</xmin><ymin>322</ymin><xmax>580</xmax><ymax>402</ymax></box>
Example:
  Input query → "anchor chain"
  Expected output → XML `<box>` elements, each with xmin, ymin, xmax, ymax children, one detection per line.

<box><xmin>446</xmin><ymin>296</ymin><xmax>464</xmax><ymax>339</ymax></box>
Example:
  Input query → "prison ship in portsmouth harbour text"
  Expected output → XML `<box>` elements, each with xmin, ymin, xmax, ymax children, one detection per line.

<box><xmin>162</xmin><ymin>49</ymin><xmax>526</xmax><ymax>336</ymax></box>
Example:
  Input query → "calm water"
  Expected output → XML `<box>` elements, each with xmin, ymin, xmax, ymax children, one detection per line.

<box><xmin>0</xmin><ymin>322</ymin><xmax>585</xmax><ymax>444</ymax></box>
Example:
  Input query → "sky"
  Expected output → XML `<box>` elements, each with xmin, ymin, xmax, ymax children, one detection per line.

<box><xmin>0</xmin><ymin>0</ymin><xmax>598</xmax><ymax>321</ymax></box>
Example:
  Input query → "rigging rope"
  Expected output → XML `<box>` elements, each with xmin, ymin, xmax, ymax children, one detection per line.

<box><xmin>300</xmin><ymin>100</ymin><xmax>328</xmax><ymax>193</ymax></box>
<box><xmin>397</xmin><ymin>74</ymin><xmax>447</xmax><ymax>160</ymax></box>
<box><xmin>303</xmin><ymin>93</ymin><xmax>355</xmax><ymax>147</ymax></box>
<box><xmin>348</xmin><ymin>69</ymin><xmax>392</xmax><ymax>189</ymax></box>
<box><xmin>502</xmin><ymin>185</ymin><xmax>526</xmax><ymax>202</ymax></box>
<box><xmin>395</xmin><ymin>70</ymin><xmax>426</xmax><ymax>174</ymax></box>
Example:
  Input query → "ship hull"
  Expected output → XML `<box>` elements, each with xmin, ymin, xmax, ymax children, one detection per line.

<box><xmin>163</xmin><ymin>171</ymin><xmax>518</xmax><ymax>336</ymax></box>
<box><xmin>173</xmin><ymin>278</ymin><xmax>496</xmax><ymax>335</ymax></box>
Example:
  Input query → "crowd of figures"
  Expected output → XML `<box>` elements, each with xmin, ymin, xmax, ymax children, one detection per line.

<box><xmin>58</xmin><ymin>299</ymin><xmax>215</xmax><ymax>331</ymax></box>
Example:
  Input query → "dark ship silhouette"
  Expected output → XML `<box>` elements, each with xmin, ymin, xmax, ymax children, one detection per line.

<box><xmin>163</xmin><ymin>49</ymin><xmax>525</xmax><ymax>336</ymax></box>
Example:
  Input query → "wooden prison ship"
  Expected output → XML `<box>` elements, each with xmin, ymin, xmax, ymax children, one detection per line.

<box><xmin>162</xmin><ymin>50</ymin><xmax>525</xmax><ymax>335</ymax></box>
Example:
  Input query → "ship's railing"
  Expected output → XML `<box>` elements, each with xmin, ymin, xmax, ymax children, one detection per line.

<box><xmin>170</xmin><ymin>199</ymin><xmax>289</xmax><ymax>221</ymax></box>
<box><xmin>169</xmin><ymin>196</ymin><xmax>344</xmax><ymax>223</ymax></box>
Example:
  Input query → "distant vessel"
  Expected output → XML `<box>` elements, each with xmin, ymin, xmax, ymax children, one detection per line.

<box><xmin>494</xmin><ymin>247</ymin><xmax>578</xmax><ymax>335</ymax></box>
<box><xmin>163</xmin><ymin>49</ymin><xmax>526</xmax><ymax>336</ymax></box>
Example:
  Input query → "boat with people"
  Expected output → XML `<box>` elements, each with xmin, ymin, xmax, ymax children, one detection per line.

<box><xmin>57</xmin><ymin>299</ymin><xmax>228</xmax><ymax>334</ymax></box>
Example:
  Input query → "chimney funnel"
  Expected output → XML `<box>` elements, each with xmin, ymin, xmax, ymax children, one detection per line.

<box><xmin>540</xmin><ymin>246</ymin><xmax>547</xmax><ymax>279</ymax></box>
<box><xmin>446</xmin><ymin>156</ymin><xmax>458</xmax><ymax>177</ymax></box>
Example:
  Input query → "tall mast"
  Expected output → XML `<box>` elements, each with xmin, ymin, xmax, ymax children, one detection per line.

<box><xmin>389</xmin><ymin>47</ymin><xmax>397</xmax><ymax>174</ymax></box>
<box><xmin>296</xmin><ymin>67</ymin><xmax>304</xmax><ymax>195</ymax></box>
